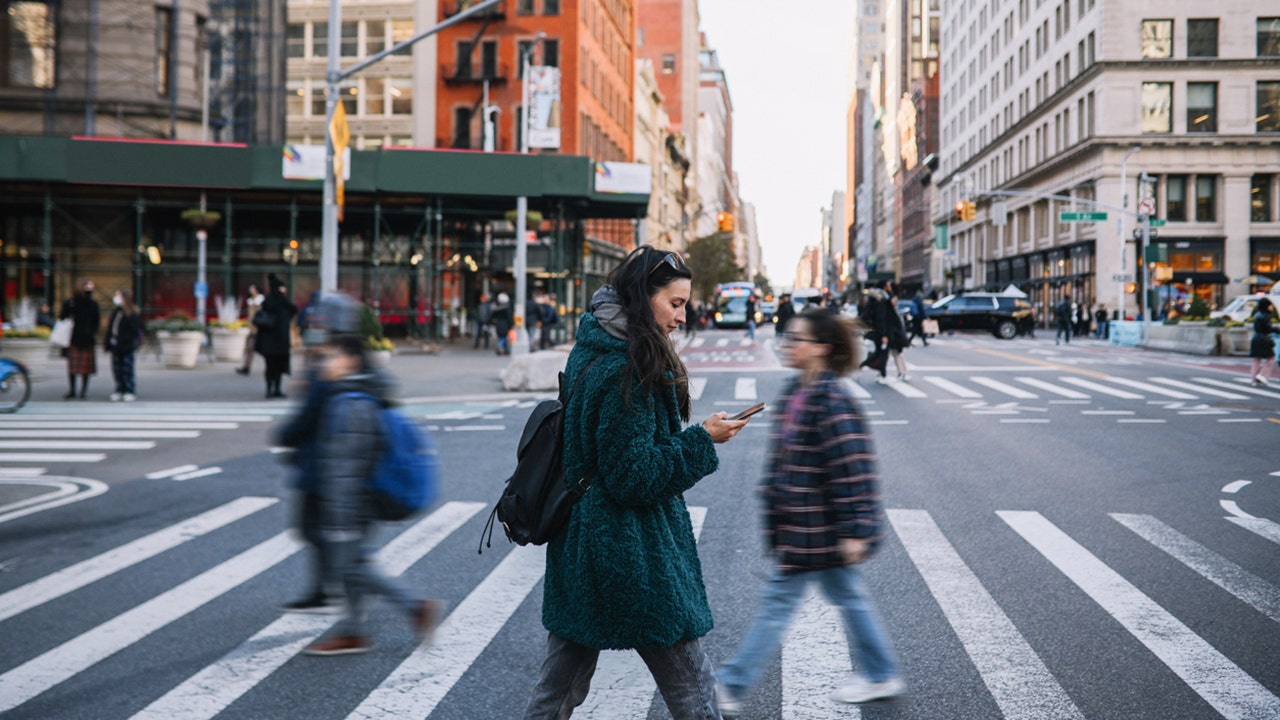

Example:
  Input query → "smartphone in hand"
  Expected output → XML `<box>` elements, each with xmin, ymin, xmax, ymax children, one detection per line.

<box><xmin>730</xmin><ymin>402</ymin><xmax>766</xmax><ymax>421</ymax></box>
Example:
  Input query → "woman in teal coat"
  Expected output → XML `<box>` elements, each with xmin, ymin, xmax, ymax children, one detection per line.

<box><xmin>524</xmin><ymin>246</ymin><xmax>750</xmax><ymax>720</ymax></box>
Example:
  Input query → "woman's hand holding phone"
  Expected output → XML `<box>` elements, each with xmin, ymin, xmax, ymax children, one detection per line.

<box><xmin>702</xmin><ymin>410</ymin><xmax>749</xmax><ymax>443</ymax></box>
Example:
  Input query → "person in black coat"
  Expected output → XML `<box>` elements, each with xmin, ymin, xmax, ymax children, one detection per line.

<box><xmin>775</xmin><ymin>293</ymin><xmax>796</xmax><ymax>335</ymax></box>
<box><xmin>254</xmin><ymin>274</ymin><xmax>298</xmax><ymax>398</ymax></box>
<box><xmin>59</xmin><ymin>278</ymin><xmax>101</xmax><ymax>399</ymax></box>
<box><xmin>103</xmin><ymin>289</ymin><xmax>143</xmax><ymax>401</ymax></box>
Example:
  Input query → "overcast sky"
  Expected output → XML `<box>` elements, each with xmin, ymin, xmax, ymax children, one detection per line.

<box><xmin>697</xmin><ymin>0</ymin><xmax>854</xmax><ymax>288</ymax></box>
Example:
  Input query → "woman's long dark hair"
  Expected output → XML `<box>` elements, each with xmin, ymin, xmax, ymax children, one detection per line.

<box><xmin>607</xmin><ymin>245</ymin><xmax>694</xmax><ymax>420</ymax></box>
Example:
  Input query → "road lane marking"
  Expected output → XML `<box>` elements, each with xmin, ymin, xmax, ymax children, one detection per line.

<box><xmin>347</xmin><ymin>545</ymin><xmax>549</xmax><ymax>719</ymax></box>
<box><xmin>1081</xmin><ymin>410</ymin><xmax>1135</xmax><ymax>416</ymax></box>
<box><xmin>734</xmin><ymin>377</ymin><xmax>758</xmax><ymax>400</ymax></box>
<box><xmin>2</xmin><ymin>422</ymin><xmax>239</xmax><ymax>430</ymax></box>
<box><xmin>842</xmin><ymin>379</ymin><xmax>872</xmax><ymax>400</ymax></box>
<box><xmin>783</xmin><ymin>589</ymin><xmax>861</xmax><ymax>720</ymax></box>
<box><xmin>130</xmin><ymin>501</ymin><xmax>485</xmax><ymax>720</ymax></box>
<box><xmin>1117</xmin><ymin>419</ymin><xmax>1165</xmax><ymax>424</ymax></box>
<box><xmin>0</xmin><ymin>453</ymin><xmax>106</xmax><ymax>463</ymax></box>
<box><xmin>0</xmin><ymin>440</ymin><xmax>155</xmax><ymax>450</ymax></box>
<box><xmin>0</xmin><ymin>414</ymin><xmax>272</xmax><ymax>423</ymax></box>
<box><xmin>1100</xmin><ymin>377</ymin><xmax>1197</xmax><ymax>399</ymax></box>
<box><xmin>1192</xmin><ymin>377</ymin><xmax>1280</xmax><ymax>400</ymax></box>
<box><xmin>1222</xmin><ymin>481</ymin><xmax>1251</xmax><ymax>494</ymax></box>
<box><xmin>1111</xmin><ymin>514</ymin><xmax>1280</xmax><ymax>625</ymax></box>
<box><xmin>0</xmin><ymin>430</ymin><xmax>201</xmax><ymax>439</ymax></box>
<box><xmin>0</xmin><ymin>532</ymin><xmax>302</xmax><ymax>713</ymax></box>
<box><xmin>575</xmin><ymin>506</ymin><xmax>708</xmax><ymax>718</ymax></box>
<box><xmin>0</xmin><ymin>477</ymin><xmax>109</xmax><ymax>525</ymax></box>
<box><xmin>1015</xmin><ymin>377</ymin><xmax>1090</xmax><ymax>399</ymax></box>
<box><xmin>884</xmin><ymin>380</ymin><xmax>928</xmax><ymax>398</ymax></box>
<box><xmin>689</xmin><ymin>377</ymin><xmax>707</xmax><ymax>400</ymax></box>
<box><xmin>1000</xmin><ymin>419</ymin><xmax>1051</xmax><ymax>424</ymax></box>
<box><xmin>0</xmin><ymin>468</ymin><xmax>46</xmax><ymax>476</ymax></box>
<box><xmin>969</xmin><ymin>377</ymin><xmax>1038</xmax><ymax>399</ymax></box>
<box><xmin>1058</xmin><ymin>378</ymin><xmax>1143</xmax><ymax>399</ymax></box>
<box><xmin>1148</xmin><ymin>378</ymin><xmax>1249</xmax><ymax>400</ymax></box>
<box><xmin>0</xmin><ymin>497</ymin><xmax>276</xmax><ymax>622</ymax></box>
<box><xmin>999</xmin><ymin>510</ymin><xmax>1280</xmax><ymax>720</ymax></box>
<box><xmin>1218</xmin><ymin>418</ymin><xmax>1263</xmax><ymax>423</ymax></box>
<box><xmin>172</xmin><ymin>467</ymin><xmax>222</xmax><ymax>482</ymax></box>
<box><xmin>1226</xmin><ymin>517</ymin><xmax>1280</xmax><ymax>546</ymax></box>
<box><xmin>888</xmin><ymin>509</ymin><xmax>1083</xmax><ymax>720</ymax></box>
<box><xmin>146</xmin><ymin>465</ymin><xmax>198</xmax><ymax>480</ymax></box>
<box><xmin>963</xmin><ymin>347</ymin><xmax>1112</xmax><ymax>379</ymax></box>
<box><xmin>922</xmin><ymin>376</ymin><xmax>983</xmax><ymax>398</ymax></box>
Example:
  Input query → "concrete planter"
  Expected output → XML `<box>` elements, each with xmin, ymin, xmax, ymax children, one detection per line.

<box><xmin>156</xmin><ymin>330</ymin><xmax>205</xmax><ymax>369</ymax></box>
<box><xmin>210</xmin><ymin>327</ymin><xmax>250</xmax><ymax>362</ymax></box>
<box><xmin>368</xmin><ymin>349</ymin><xmax>392</xmax><ymax>366</ymax></box>
<box><xmin>1139</xmin><ymin>324</ymin><xmax>1218</xmax><ymax>355</ymax></box>
<box><xmin>1221</xmin><ymin>327</ymin><xmax>1251</xmax><ymax>356</ymax></box>
<box><xmin>2</xmin><ymin>337</ymin><xmax>50</xmax><ymax>378</ymax></box>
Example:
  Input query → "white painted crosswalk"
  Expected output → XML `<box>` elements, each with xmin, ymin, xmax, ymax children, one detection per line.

<box><xmin>3</xmin><ymin>495</ymin><xmax>1277</xmax><ymax>718</ymax></box>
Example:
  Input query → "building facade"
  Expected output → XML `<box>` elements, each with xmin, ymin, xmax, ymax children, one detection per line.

<box><xmin>634</xmin><ymin>57</ymin><xmax>692</xmax><ymax>251</ymax></box>
<box><xmin>938</xmin><ymin>1</ymin><xmax>1280</xmax><ymax>322</ymax></box>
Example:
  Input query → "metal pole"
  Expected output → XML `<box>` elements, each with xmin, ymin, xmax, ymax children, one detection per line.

<box><xmin>1141</xmin><ymin>214</ymin><xmax>1153</xmax><ymax>332</ymax></box>
<box><xmin>1118</xmin><ymin>146</ymin><xmax>1140</xmax><ymax>321</ymax></box>
<box><xmin>513</xmin><ymin>41</ymin><xmax>533</xmax><ymax>357</ymax></box>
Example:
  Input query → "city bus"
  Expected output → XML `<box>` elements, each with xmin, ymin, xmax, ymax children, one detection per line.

<box><xmin>712</xmin><ymin>282</ymin><xmax>759</xmax><ymax>328</ymax></box>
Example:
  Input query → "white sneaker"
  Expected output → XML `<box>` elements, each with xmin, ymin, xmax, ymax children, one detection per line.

<box><xmin>122</xmin><ymin>393</ymin><xmax>137</xmax><ymax>402</ymax></box>
<box><xmin>830</xmin><ymin>675</ymin><xmax>905</xmax><ymax>704</ymax></box>
<box><xmin>876</xmin><ymin>376</ymin><xmax>889</xmax><ymax>385</ymax></box>
<box><xmin>715</xmin><ymin>681</ymin><xmax>743</xmax><ymax>717</ymax></box>
<box><xmin>1255</xmin><ymin>376</ymin><xmax>1272</xmax><ymax>388</ymax></box>
<box><xmin>900</xmin><ymin>374</ymin><xmax>911</xmax><ymax>382</ymax></box>
<box><xmin>109</xmin><ymin>393</ymin><xmax>122</xmax><ymax>402</ymax></box>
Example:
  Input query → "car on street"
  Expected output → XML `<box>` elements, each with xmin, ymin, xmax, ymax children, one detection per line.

<box><xmin>1210</xmin><ymin>293</ymin><xmax>1279</xmax><ymax>322</ymax></box>
<box><xmin>926</xmin><ymin>292</ymin><xmax>1035</xmax><ymax>339</ymax></box>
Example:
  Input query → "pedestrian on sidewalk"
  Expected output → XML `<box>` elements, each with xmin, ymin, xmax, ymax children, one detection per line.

<box><xmin>886</xmin><ymin>289</ymin><xmax>910</xmax><ymax>381</ymax></box>
<box><xmin>1250</xmin><ymin>297</ymin><xmax>1276</xmax><ymax>387</ymax></box>
<box><xmin>1054</xmin><ymin>297</ymin><xmax>1072</xmax><ymax>345</ymax></box>
<box><xmin>1095</xmin><ymin>304</ymin><xmax>1109</xmax><ymax>340</ymax></box>
<box><xmin>255</xmin><ymin>274</ymin><xmax>296</xmax><ymax>398</ymax></box>
<box><xmin>59</xmin><ymin>278</ymin><xmax>100</xmax><ymax>399</ymax></box>
<box><xmin>474</xmin><ymin>294</ymin><xmax>494</xmax><ymax>349</ymax></box>
<box><xmin>858</xmin><ymin>281</ymin><xmax>892</xmax><ymax>383</ymax></box>
<box><xmin>103</xmin><ymin>289</ymin><xmax>142</xmax><ymax>402</ymax></box>
<box><xmin>523</xmin><ymin>245</ymin><xmax>749</xmax><ymax>720</ymax></box>
<box><xmin>906</xmin><ymin>292</ymin><xmax>929</xmax><ymax>347</ymax></box>
<box><xmin>492</xmin><ymin>293</ymin><xmax>512</xmax><ymax>356</ymax></box>
<box><xmin>716</xmin><ymin>307</ymin><xmax>903</xmax><ymax>717</ymax></box>
<box><xmin>236</xmin><ymin>284</ymin><xmax>264</xmax><ymax>376</ymax></box>
<box><xmin>745</xmin><ymin>292</ymin><xmax>758</xmax><ymax>342</ymax></box>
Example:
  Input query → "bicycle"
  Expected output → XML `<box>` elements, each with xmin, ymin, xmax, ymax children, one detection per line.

<box><xmin>0</xmin><ymin>357</ymin><xmax>31</xmax><ymax>412</ymax></box>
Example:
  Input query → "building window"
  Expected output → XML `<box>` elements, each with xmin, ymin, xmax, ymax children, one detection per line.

<box><xmin>1195</xmin><ymin>176</ymin><xmax>1216</xmax><ymax>221</ymax></box>
<box><xmin>544</xmin><ymin>0</ymin><xmax>559</xmax><ymax>15</ymax></box>
<box><xmin>287</xmin><ymin>23</ymin><xmax>306</xmax><ymax>59</ymax></box>
<box><xmin>1258</xmin><ymin>17</ymin><xmax>1280</xmax><ymax>56</ymax></box>
<box><xmin>286</xmin><ymin>80</ymin><xmax>305</xmax><ymax>116</ymax></box>
<box><xmin>481</xmin><ymin>40</ymin><xmax>498</xmax><ymax>78</ymax></box>
<box><xmin>661</xmin><ymin>53</ymin><xmax>675</xmax><ymax>74</ymax></box>
<box><xmin>364</xmin><ymin>77</ymin><xmax>385</xmax><ymax>115</ymax></box>
<box><xmin>4</xmin><ymin>1</ymin><xmax>56</xmax><ymax>88</ymax></box>
<box><xmin>1141</xmin><ymin>19</ymin><xmax>1172</xmax><ymax>58</ymax></box>
<box><xmin>389</xmin><ymin>77</ymin><xmax>412</xmax><ymax>114</ymax></box>
<box><xmin>310</xmin><ymin>84</ymin><xmax>327</xmax><ymax>116</ymax></box>
<box><xmin>1187</xmin><ymin>19</ymin><xmax>1218</xmax><ymax>57</ymax></box>
<box><xmin>1141</xmin><ymin>82</ymin><xmax>1172</xmax><ymax>133</ymax></box>
<box><xmin>457</xmin><ymin>41</ymin><xmax>475</xmax><ymax>77</ymax></box>
<box><xmin>365</xmin><ymin>20</ymin><xmax>386</xmax><ymax>56</ymax></box>
<box><xmin>517</xmin><ymin>0</ymin><xmax>535</xmax><ymax>15</ymax></box>
<box><xmin>313</xmin><ymin>22</ymin><xmax>328</xmax><ymax>58</ymax></box>
<box><xmin>1259</xmin><ymin>81</ymin><xmax>1280</xmax><ymax>132</ymax></box>
<box><xmin>1252</xmin><ymin>175</ymin><xmax>1273</xmax><ymax>222</ymax></box>
<box><xmin>1187</xmin><ymin>82</ymin><xmax>1216</xmax><ymax>133</ymax></box>
<box><xmin>1166</xmin><ymin>175</ymin><xmax>1187</xmax><ymax>221</ymax></box>
<box><xmin>391</xmin><ymin>19</ymin><xmax>413</xmax><ymax>56</ymax></box>
<box><xmin>156</xmin><ymin>7</ymin><xmax>173</xmax><ymax>96</ymax></box>
<box><xmin>453</xmin><ymin>107</ymin><xmax>472</xmax><ymax>148</ymax></box>
<box><xmin>543</xmin><ymin>39</ymin><xmax>559</xmax><ymax>68</ymax></box>
<box><xmin>341</xmin><ymin>21</ymin><xmax>358</xmax><ymax>57</ymax></box>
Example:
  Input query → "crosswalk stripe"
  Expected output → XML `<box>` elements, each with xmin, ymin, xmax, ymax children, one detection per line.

<box><xmin>0</xmin><ymin>496</ymin><xmax>278</xmax><ymax>623</ymax></box>
<box><xmin>888</xmin><ymin>510</ymin><xmax>1082</xmax><ymax>720</ymax></box>
<box><xmin>0</xmin><ymin>532</ymin><xmax>303</xmax><ymax>713</ymax></box>
<box><xmin>348</xmin><ymin>545</ymin><xmax>548</xmax><ymax>719</ymax></box>
<box><xmin>734</xmin><ymin>377</ymin><xmax>758</xmax><ymax>400</ymax></box>
<box><xmin>0</xmin><ymin>440</ymin><xmax>155</xmax><ymax>450</ymax></box>
<box><xmin>5</xmin><ymin>422</ymin><xmax>240</xmax><ymax>430</ymax></box>
<box><xmin>1148</xmin><ymin>377</ymin><xmax>1249</xmax><ymax>400</ymax></box>
<box><xmin>841</xmin><ymin>379</ymin><xmax>872</xmax><ymax>400</ymax></box>
<box><xmin>783</xmin><ymin>590</ymin><xmax>860</xmax><ymax>720</ymax></box>
<box><xmin>0</xmin><ymin>430</ymin><xmax>202</xmax><ymax>439</ymax></box>
<box><xmin>1111</xmin><ymin>514</ymin><xmax>1280</xmax><ymax>625</ymax></box>
<box><xmin>1100</xmin><ymin>377</ymin><xmax>1198</xmax><ymax>399</ymax></box>
<box><xmin>689</xmin><ymin>377</ymin><xmax>707</xmax><ymax>400</ymax></box>
<box><xmin>1015</xmin><ymin>377</ymin><xmax>1090</xmax><ymax>399</ymax></box>
<box><xmin>1226</xmin><ymin>517</ymin><xmax>1280</xmax><ymax>547</ymax></box>
<box><xmin>0</xmin><ymin>414</ymin><xmax>273</xmax><ymax>423</ymax></box>
<box><xmin>999</xmin><ymin>511</ymin><xmax>1280</xmax><ymax>720</ymax></box>
<box><xmin>1057</xmin><ymin>377</ymin><xmax>1144</xmax><ymax>399</ymax></box>
<box><xmin>921</xmin><ymin>376</ymin><xmax>983</xmax><ymax>398</ymax></box>
<box><xmin>1193</xmin><ymin>377</ymin><xmax>1280</xmax><ymax>400</ymax></box>
<box><xmin>0</xmin><ymin>453</ymin><xmax>106</xmax><ymax>463</ymax></box>
<box><xmin>969</xmin><ymin>377</ymin><xmax>1038</xmax><ymax>399</ymax></box>
<box><xmin>574</xmin><ymin>507</ymin><xmax>708</xmax><ymax>719</ymax></box>
<box><xmin>884</xmin><ymin>380</ymin><xmax>928</xmax><ymax>398</ymax></box>
<box><xmin>130</xmin><ymin>501</ymin><xmax>486</xmax><ymax>720</ymax></box>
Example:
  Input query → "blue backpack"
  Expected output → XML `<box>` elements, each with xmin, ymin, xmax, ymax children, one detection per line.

<box><xmin>347</xmin><ymin>394</ymin><xmax>439</xmax><ymax>520</ymax></box>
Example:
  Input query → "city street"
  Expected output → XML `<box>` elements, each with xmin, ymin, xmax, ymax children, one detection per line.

<box><xmin>1</xmin><ymin>327</ymin><xmax>1278</xmax><ymax>719</ymax></box>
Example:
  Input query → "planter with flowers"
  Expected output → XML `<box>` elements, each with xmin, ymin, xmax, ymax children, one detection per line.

<box><xmin>365</xmin><ymin>336</ymin><xmax>394</xmax><ymax>365</ymax></box>
<box><xmin>1</xmin><ymin>326</ymin><xmax>52</xmax><ymax>378</ymax></box>
<box><xmin>208</xmin><ymin>295</ymin><xmax>249</xmax><ymax>361</ymax></box>
<box><xmin>147</xmin><ymin>313</ymin><xmax>207</xmax><ymax>369</ymax></box>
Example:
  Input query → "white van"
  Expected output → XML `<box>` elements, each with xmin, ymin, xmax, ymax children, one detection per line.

<box><xmin>1212</xmin><ymin>284</ymin><xmax>1279</xmax><ymax>322</ymax></box>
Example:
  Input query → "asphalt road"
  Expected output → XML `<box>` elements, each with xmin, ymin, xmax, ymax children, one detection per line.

<box><xmin>1</xmin><ymin>328</ymin><xmax>1277</xmax><ymax>719</ymax></box>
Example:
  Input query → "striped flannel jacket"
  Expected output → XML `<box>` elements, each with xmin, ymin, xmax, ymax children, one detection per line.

<box><xmin>761</xmin><ymin>371</ymin><xmax>882</xmax><ymax>574</ymax></box>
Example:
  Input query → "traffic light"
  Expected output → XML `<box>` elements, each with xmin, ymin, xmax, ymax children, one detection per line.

<box><xmin>1126</xmin><ymin>282</ymin><xmax>1137</xmax><ymax>295</ymax></box>
<box><xmin>717</xmin><ymin>211</ymin><xmax>735</xmax><ymax>234</ymax></box>
<box><xmin>953</xmin><ymin>200</ymin><xmax>976</xmax><ymax>222</ymax></box>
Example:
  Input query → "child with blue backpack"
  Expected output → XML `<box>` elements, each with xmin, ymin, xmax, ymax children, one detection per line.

<box><xmin>292</xmin><ymin>302</ymin><xmax>441</xmax><ymax>656</ymax></box>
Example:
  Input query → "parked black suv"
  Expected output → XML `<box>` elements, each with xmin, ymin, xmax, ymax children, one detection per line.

<box><xmin>926</xmin><ymin>293</ymin><xmax>1035</xmax><ymax>339</ymax></box>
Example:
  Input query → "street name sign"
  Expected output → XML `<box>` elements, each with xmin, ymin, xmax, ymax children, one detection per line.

<box><xmin>1059</xmin><ymin>211</ymin><xmax>1107</xmax><ymax>222</ymax></box>
<box><xmin>1111</xmin><ymin>273</ymin><xmax>1133</xmax><ymax>283</ymax></box>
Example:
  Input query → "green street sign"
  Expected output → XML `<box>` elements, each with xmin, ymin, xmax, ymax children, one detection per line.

<box><xmin>1059</xmin><ymin>211</ymin><xmax>1107</xmax><ymax>222</ymax></box>
<box><xmin>1148</xmin><ymin>218</ymin><xmax>1167</xmax><ymax>227</ymax></box>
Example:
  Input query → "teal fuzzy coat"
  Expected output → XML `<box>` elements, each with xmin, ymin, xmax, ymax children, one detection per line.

<box><xmin>541</xmin><ymin>313</ymin><xmax>720</xmax><ymax>650</ymax></box>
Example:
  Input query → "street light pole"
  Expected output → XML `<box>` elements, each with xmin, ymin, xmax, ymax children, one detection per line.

<box><xmin>512</xmin><ymin>32</ymin><xmax>545</xmax><ymax>358</ymax></box>
<box><xmin>1118</xmin><ymin>146</ymin><xmax>1141</xmax><ymax>321</ymax></box>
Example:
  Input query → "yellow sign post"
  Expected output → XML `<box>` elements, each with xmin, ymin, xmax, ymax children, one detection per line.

<box><xmin>329</xmin><ymin>102</ymin><xmax>350</xmax><ymax>222</ymax></box>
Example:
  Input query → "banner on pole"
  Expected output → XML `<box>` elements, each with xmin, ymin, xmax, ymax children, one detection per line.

<box><xmin>329</xmin><ymin>103</ymin><xmax>351</xmax><ymax>221</ymax></box>
<box><xmin>527</xmin><ymin>66</ymin><xmax>562</xmax><ymax>149</ymax></box>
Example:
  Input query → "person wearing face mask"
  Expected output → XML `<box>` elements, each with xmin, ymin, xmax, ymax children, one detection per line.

<box><xmin>59</xmin><ymin>278</ymin><xmax>101</xmax><ymax>400</ymax></box>
<box><xmin>103</xmin><ymin>290</ymin><xmax>143</xmax><ymax>401</ymax></box>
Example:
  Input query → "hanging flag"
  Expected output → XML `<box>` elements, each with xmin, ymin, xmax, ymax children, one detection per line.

<box><xmin>329</xmin><ymin>101</ymin><xmax>350</xmax><ymax>222</ymax></box>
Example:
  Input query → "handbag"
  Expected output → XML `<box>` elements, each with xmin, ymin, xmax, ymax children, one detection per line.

<box><xmin>50</xmin><ymin>318</ymin><xmax>74</xmax><ymax>348</ymax></box>
<box><xmin>922</xmin><ymin>318</ymin><xmax>939</xmax><ymax>335</ymax></box>
<box><xmin>251</xmin><ymin>309</ymin><xmax>276</xmax><ymax>331</ymax></box>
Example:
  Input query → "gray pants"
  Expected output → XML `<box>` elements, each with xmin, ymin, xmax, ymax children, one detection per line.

<box><xmin>330</xmin><ymin>520</ymin><xmax>417</xmax><ymax>637</ymax></box>
<box><xmin>523</xmin><ymin>632</ymin><xmax>721</xmax><ymax>720</ymax></box>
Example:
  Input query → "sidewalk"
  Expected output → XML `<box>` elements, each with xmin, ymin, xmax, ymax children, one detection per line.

<box><xmin>17</xmin><ymin>339</ymin><xmax>529</xmax><ymax>405</ymax></box>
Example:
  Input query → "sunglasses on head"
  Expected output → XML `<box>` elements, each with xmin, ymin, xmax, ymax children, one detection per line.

<box><xmin>648</xmin><ymin>251</ymin><xmax>686</xmax><ymax>276</ymax></box>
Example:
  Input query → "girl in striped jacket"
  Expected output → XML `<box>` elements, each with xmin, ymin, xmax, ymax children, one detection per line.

<box><xmin>716</xmin><ymin>307</ymin><xmax>903</xmax><ymax>715</ymax></box>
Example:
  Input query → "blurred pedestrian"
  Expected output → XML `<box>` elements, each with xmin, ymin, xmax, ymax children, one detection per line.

<box><xmin>474</xmin><ymin>294</ymin><xmax>494</xmax><ymax>349</ymax></box>
<box><xmin>745</xmin><ymin>292</ymin><xmax>758</xmax><ymax>342</ymax></box>
<box><xmin>103</xmin><ymin>289</ymin><xmax>142</xmax><ymax>402</ymax></box>
<box><xmin>492</xmin><ymin>292</ymin><xmax>513</xmax><ymax>356</ymax></box>
<box><xmin>1054</xmin><ymin>297</ymin><xmax>1072</xmax><ymax>345</ymax></box>
<box><xmin>36</xmin><ymin>302</ymin><xmax>55</xmax><ymax>329</ymax></box>
<box><xmin>886</xmin><ymin>289</ymin><xmax>910</xmax><ymax>381</ymax></box>
<box><xmin>858</xmin><ymin>281</ymin><xmax>892</xmax><ymax>383</ymax></box>
<box><xmin>1250</xmin><ymin>297</ymin><xmax>1276</xmax><ymax>387</ymax></box>
<box><xmin>907</xmin><ymin>293</ymin><xmax>929</xmax><ymax>347</ymax></box>
<box><xmin>538</xmin><ymin>293</ymin><xmax>558</xmax><ymax>350</ymax></box>
<box><xmin>59</xmin><ymin>278</ymin><xmax>100</xmax><ymax>400</ymax></box>
<box><xmin>236</xmin><ymin>284</ymin><xmax>264</xmax><ymax>376</ymax></box>
<box><xmin>255</xmin><ymin>274</ymin><xmax>297</xmax><ymax>398</ymax></box>
<box><xmin>717</xmin><ymin>307</ymin><xmax>902</xmax><ymax>716</ymax></box>
<box><xmin>523</xmin><ymin>245</ymin><xmax>748</xmax><ymax>720</ymax></box>
<box><xmin>775</xmin><ymin>293</ymin><xmax>796</xmax><ymax>335</ymax></box>
<box><xmin>1094</xmin><ymin>304</ymin><xmax>1109</xmax><ymax>340</ymax></box>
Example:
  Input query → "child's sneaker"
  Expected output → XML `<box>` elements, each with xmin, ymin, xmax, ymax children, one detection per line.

<box><xmin>830</xmin><ymin>674</ymin><xmax>905</xmax><ymax>704</ymax></box>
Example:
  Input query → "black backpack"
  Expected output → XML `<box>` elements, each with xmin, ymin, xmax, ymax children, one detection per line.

<box><xmin>479</xmin><ymin>356</ymin><xmax>602</xmax><ymax>552</ymax></box>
